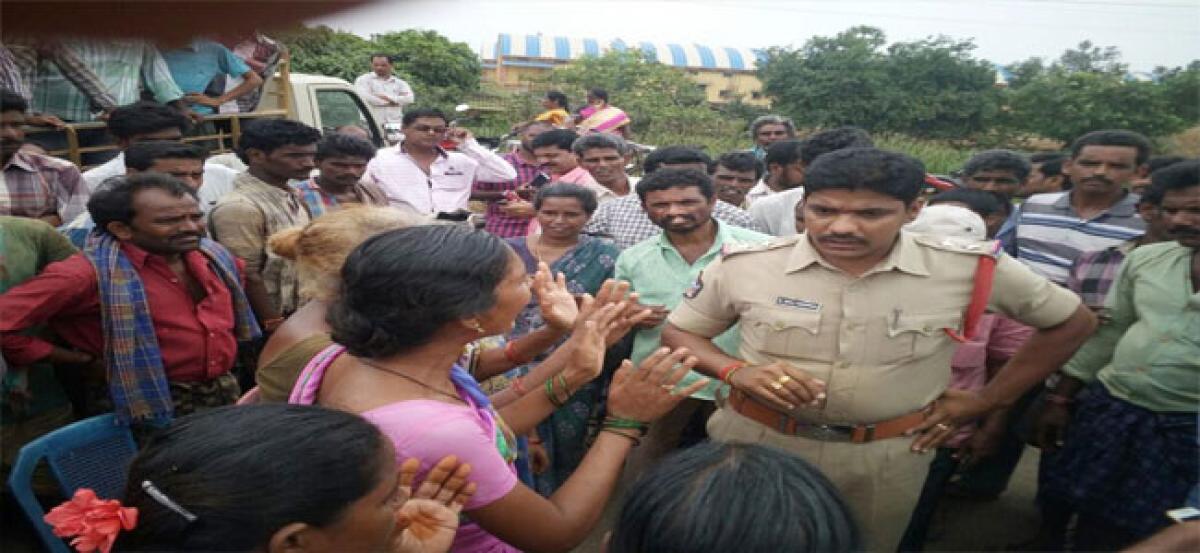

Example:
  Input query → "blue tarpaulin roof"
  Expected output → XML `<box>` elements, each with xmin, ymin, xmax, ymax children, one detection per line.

<box><xmin>487</xmin><ymin>34</ymin><xmax>766</xmax><ymax>71</ymax></box>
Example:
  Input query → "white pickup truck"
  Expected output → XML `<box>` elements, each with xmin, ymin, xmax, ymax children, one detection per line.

<box><xmin>30</xmin><ymin>60</ymin><xmax>388</xmax><ymax>167</ymax></box>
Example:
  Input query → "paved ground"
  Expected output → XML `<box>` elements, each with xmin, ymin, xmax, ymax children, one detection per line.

<box><xmin>925</xmin><ymin>448</ymin><xmax>1042</xmax><ymax>552</ymax></box>
<box><xmin>576</xmin><ymin>446</ymin><xmax>1044</xmax><ymax>552</ymax></box>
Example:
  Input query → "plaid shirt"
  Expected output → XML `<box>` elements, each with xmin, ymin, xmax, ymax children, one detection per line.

<box><xmin>0</xmin><ymin>151</ymin><xmax>89</xmax><ymax>223</ymax></box>
<box><xmin>1066</xmin><ymin>238</ymin><xmax>1137</xmax><ymax>309</ymax></box>
<box><xmin>33</xmin><ymin>38</ymin><xmax>182</xmax><ymax>122</ymax></box>
<box><xmin>474</xmin><ymin>151</ymin><xmax>543</xmax><ymax>237</ymax></box>
<box><xmin>1</xmin><ymin>41</ymin><xmax>117</xmax><ymax>110</ymax></box>
<box><xmin>584</xmin><ymin>194</ymin><xmax>765</xmax><ymax>249</ymax></box>
<box><xmin>291</xmin><ymin>177</ymin><xmax>388</xmax><ymax>218</ymax></box>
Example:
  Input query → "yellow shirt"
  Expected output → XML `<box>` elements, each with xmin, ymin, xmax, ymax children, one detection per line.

<box><xmin>668</xmin><ymin>231</ymin><xmax>1081</xmax><ymax>424</ymax></box>
<box><xmin>534</xmin><ymin>108</ymin><xmax>570</xmax><ymax>127</ymax></box>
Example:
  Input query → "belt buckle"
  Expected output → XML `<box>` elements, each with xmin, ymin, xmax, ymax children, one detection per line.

<box><xmin>800</xmin><ymin>423</ymin><xmax>853</xmax><ymax>442</ymax></box>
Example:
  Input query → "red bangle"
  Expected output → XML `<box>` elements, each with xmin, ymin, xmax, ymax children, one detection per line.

<box><xmin>504</xmin><ymin>341</ymin><xmax>529</xmax><ymax>365</ymax></box>
<box><xmin>717</xmin><ymin>361</ymin><xmax>747</xmax><ymax>384</ymax></box>
<box><xmin>1044</xmin><ymin>392</ymin><xmax>1074</xmax><ymax>406</ymax></box>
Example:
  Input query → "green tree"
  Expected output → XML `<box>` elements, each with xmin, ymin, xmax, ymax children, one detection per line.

<box><xmin>1002</xmin><ymin>42</ymin><xmax>1198</xmax><ymax>143</ymax></box>
<box><xmin>1157</xmin><ymin>61</ymin><xmax>1200</xmax><ymax>124</ymax></box>
<box><xmin>1003</xmin><ymin>57</ymin><xmax>1046</xmax><ymax>89</ymax></box>
<box><xmin>1055</xmin><ymin>40</ymin><xmax>1126</xmax><ymax>74</ymax></box>
<box><xmin>760</xmin><ymin>26</ymin><xmax>892</xmax><ymax>132</ymax></box>
<box><xmin>759</xmin><ymin>27</ymin><xmax>998</xmax><ymax>139</ymax></box>
<box><xmin>883</xmin><ymin>36</ymin><xmax>999</xmax><ymax>138</ymax></box>
<box><xmin>1006</xmin><ymin>71</ymin><xmax>1187</xmax><ymax>143</ymax></box>
<box><xmin>275</xmin><ymin>25</ymin><xmax>372</xmax><ymax>83</ymax></box>
<box><xmin>371</xmin><ymin>30</ymin><xmax>481</xmax><ymax>99</ymax></box>
<box><xmin>277</xmin><ymin>26</ymin><xmax>480</xmax><ymax>111</ymax></box>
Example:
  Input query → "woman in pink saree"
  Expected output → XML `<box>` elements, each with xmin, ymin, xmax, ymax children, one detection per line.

<box><xmin>576</xmin><ymin>88</ymin><xmax>630</xmax><ymax>137</ymax></box>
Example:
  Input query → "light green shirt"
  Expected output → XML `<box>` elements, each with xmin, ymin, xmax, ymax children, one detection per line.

<box><xmin>1063</xmin><ymin>241</ymin><xmax>1199</xmax><ymax>413</ymax></box>
<box><xmin>615</xmin><ymin>221</ymin><xmax>770</xmax><ymax>400</ymax></box>
<box><xmin>34</xmin><ymin>39</ymin><xmax>183</xmax><ymax>122</ymax></box>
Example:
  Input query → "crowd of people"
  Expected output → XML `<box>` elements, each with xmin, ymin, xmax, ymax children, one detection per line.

<box><xmin>1</xmin><ymin>37</ymin><xmax>1199</xmax><ymax>553</ymax></box>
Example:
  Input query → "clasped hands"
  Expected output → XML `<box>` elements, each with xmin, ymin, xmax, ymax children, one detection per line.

<box><xmin>729</xmin><ymin>361</ymin><xmax>998</xmax><ymax>453</ymax></box>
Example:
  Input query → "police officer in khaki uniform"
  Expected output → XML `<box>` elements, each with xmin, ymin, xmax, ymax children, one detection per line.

<box><xmin>662</xmin><ymin>148</ymin><xmax>1097</xmax><ymax>551</ymax></box>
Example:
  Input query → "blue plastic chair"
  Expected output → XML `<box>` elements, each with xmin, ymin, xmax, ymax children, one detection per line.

<box><xmin>6</xmin><ymin>413</ymin><xmax>138</xmax><ymax>553</ymax></box>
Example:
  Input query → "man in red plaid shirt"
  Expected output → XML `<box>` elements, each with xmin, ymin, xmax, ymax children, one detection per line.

<box><xmin>1067</xmin><ymin>188</ymin><xmax>1171</xmax><ymax>310</ymax></box>
<box><xmin>472</xmin><ymin>121</ymin><xmax>552</xmax><ymax>237</ymax></box>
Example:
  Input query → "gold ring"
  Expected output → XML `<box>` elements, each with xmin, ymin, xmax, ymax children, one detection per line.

<box><xmin>778</xmin><ymin>375</ymin><xmax>792</xmax><ymax>385</ymax></box>
<box><xmin>935</xmin><ymin>423</ymin><xmax>951</xmax><ymax>431</ymax></box>
<box><xmin>770</xmin><ymin>381</ymin><xmax>784</xmax><ymax>391</ymax></box>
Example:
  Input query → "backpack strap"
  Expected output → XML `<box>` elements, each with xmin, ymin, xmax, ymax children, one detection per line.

<box><xmin>944</xmin><ymin>241</ymin><xmax>1004</xmax><ymax>343</ymax></box>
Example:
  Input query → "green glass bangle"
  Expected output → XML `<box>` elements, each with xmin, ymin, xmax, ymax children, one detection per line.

<box><xmin>604</xmin><ymin>417</ymin><xmax>648</xmax><ymax>428</ymax></box>
<box><xmin>603</xmin><ymin>418</ymin><xmax>649</xmax><ymax>436</ymax></box>
<box><xmin>544</xmin><ymin>378</ymin><xmax>565</xmax><ymax>408</ymax></box>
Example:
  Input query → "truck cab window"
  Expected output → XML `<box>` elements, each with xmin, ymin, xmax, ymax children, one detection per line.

<box><xmin>314</xmin><ymin>88</ymin><xmax>381</xmax><ymax>145</ymax></box>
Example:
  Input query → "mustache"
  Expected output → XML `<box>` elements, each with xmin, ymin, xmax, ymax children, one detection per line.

<box><xmin>1081</xmin><ymin>176</ymin><xmax>1114</xmax><ymax>186</ymax></box>
<box><xmin>1168</xmin><ymin>226</ymin><xmax>1200</xmax><ymax>237</ymax></box>
<box><xmin>817</xmin><ymin>234</ymin><xmax>866</xmax><ymax>244</ymax></box>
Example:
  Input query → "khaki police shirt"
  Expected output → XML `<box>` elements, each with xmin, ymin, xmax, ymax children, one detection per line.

<box><xmin>668</xmin><ymin>230</ymin><xmax>1082</xmax><ymax>425</ymax></box>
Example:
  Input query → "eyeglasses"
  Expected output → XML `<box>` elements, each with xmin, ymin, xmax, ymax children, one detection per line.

<box><xmin>409</xmin><ymin>125</ymin><xmax>448</xmax><ymax>134</ymax></box>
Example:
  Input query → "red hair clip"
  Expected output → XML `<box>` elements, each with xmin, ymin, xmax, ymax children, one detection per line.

<box><xmin>43</xmin><ymin>488</ymin><xmax>138</xmax><ymax>553</ymax></box>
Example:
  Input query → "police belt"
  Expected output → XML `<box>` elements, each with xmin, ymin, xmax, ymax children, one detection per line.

<box><xmin>724</xmin><ymin>388</ymin><xmax>930</xmax><ymax>443</ymax></box>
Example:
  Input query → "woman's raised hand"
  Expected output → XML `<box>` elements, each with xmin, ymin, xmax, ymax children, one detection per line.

<box><xmin>533</xmin><ymin>262</ymin><xmax>579</xmax><ymax>332</ymax></box>
<box><xmin>575</xmin><ymin>279</ymin><xmax>651</xmax><ymax>347</ymax></box>
<box><xmin>605</xmin><ymin>348</ymin><xmax>707</xmax><ymax>423</ymax></box>
<box><xmin>563</xmin><ymin>301</ymin><xmax>627</xmax><ymax>384</ymax></box>
<box><xmin>392</xmin><ymin>456</ymin><xmax>476</xmax><ymax>553</ymax></box>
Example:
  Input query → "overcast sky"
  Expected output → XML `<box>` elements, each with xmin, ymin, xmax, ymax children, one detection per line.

<box><xmin>310</xmin><ymin>0</ymin><xmax>1199</xmax><ymax>71</ymax></box>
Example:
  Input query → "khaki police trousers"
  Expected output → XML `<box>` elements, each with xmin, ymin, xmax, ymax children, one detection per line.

<box><xmin>708</xmin><ymin>407</ymin><xmax>932</xmax><ymax>552</ymax></box>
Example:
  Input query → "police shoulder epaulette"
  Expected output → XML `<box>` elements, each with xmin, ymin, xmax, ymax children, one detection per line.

<box><xmin>720</xmin><ymin>236</ymin><xmax>800</xmax><ymax>258</ymax></box>
<box><xmin>912</xmin><ymin>234</ymin><xmax>1002</xmax><ymax>257</ymax></box>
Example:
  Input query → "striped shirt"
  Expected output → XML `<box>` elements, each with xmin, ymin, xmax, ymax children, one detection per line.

<box><xmin>1</xmin><ymin>41</ymin><xmax>117</xmax><ymax>110</ymax></box>
<box><xmin>1015</xmin><ymin>191</ymin><xmax>1144</xmax><ymax>285</ymax></box>
<box><xmin>33</xmin><ymin>39</ymin><xmax>182</xmax><ymax>122</ymax></box>
<box><xmin>0</xmin><ymin>151</ymin><xmax>89</xmax><ymax>223</ymax></box>
<box><xmin>0</xmin><ymin>45</ymin><xmax>26</xmax><ymax>100</ymax></box>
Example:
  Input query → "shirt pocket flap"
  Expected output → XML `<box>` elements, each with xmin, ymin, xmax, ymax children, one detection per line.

<box><xmin>881</xmin><ymin>310</ymin><xmax>963</xmax><ymax>364</ymax></box>
<box><xmin>887</xmin><ymin>311</ymin><xmax>962</xmax><ymax>337</ymax></box>
<box><xmin>749</xmin><ymin>309</ymin><xmax>823</xmax><ymax>358</ymax></box>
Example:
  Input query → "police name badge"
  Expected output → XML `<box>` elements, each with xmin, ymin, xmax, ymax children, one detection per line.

<box><xmin>684</xmin><ymin>272</ymin><xmax>704</xmax><ymax>299</ymax></box>
<box><xmin>775</xmin><ymin>296</ymin><xmax>821</xmax><ymax>312</ymax></box>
